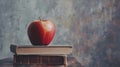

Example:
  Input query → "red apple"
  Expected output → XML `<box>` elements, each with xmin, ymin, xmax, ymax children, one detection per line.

<box><xmin>27</xmin><ymin>19</ymin><xmax>56</xmax><ymax>46</ymax></box>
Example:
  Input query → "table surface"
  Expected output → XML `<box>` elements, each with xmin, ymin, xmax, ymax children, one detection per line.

<box><xmin>0</xmin><ymin>57</ymin><xmax>82</xmax><ymax>67</ymax></box>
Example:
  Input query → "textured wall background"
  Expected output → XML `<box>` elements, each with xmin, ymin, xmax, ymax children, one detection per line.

<box><xmin>0</xmin><ymin>0</ymin><xmax>120</xmax><ymax>67</ymax></box>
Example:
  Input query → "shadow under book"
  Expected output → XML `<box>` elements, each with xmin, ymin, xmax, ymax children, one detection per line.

<box><xmin>10</xmin><ymin>44</ymin><xmax>72</xmax><ymax>67</ymax></box>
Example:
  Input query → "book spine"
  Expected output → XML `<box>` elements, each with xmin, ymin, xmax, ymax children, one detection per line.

<box><xmin>10</xmin><ymin>45</ymin><xmax>18</xmax><ymax>54</ymax></box>
<box><xmin>14</xmin><ymin>55</ymin><xmax>65</xmax><ymax>65</ymax></box>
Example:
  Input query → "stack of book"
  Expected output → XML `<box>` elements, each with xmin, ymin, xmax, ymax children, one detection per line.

<box><xmin>10</xmin><ymin>44</ymin><xmax>72</xmax><ymax>67</ymax></box>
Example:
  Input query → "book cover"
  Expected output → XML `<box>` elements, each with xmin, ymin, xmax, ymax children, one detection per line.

<box><xmin>13</xmin><ymin>55</ymin><xmax>65</xmax><ymax>65</ymax></box>
<box><xmin>10</xmin><ymin>44</ymin><xmax>72</xmax><ymax>55</ymax></box>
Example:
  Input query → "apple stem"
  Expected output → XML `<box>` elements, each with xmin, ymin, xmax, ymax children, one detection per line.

<box><xmin>39</xmin><ymin>17</ymin><xmax>41</xmax><ymax>21</ymax></box>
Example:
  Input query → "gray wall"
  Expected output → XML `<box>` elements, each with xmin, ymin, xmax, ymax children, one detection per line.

<box><xmin>0</xmin><ymin>0</ymin><xmax>120</xmax><ymax>67</ymax></box>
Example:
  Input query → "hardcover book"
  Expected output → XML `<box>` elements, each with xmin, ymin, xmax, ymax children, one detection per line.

<box><xmin>10</xmin><ymin>44</ymin><xmax>72</xmax><ymax>55</ymax></box>
<box><xmin>13</xmin><ymin>55</ymin><xmax>66</xmax><ymax>65</ymax></box>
